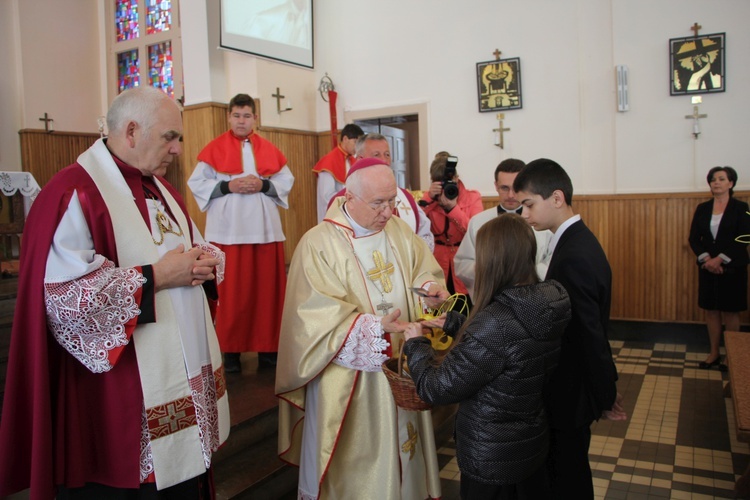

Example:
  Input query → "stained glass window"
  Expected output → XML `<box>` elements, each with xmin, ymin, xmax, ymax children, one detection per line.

<box><xmin>109</xmin><ymin>0</ymin><xmax>180</xmax><ymax>99</ymax></box>
<box><xmin>115</xmin><ymin>0</ymin><xmax>139</xmax><ymax>42</ymax></box>
<box><xmin>147</xmin><ymin>0</ymin><xmax>171</xmax><ymax>35</ymax></box>
<box><xmin>148</xmin><ymin>41</ymin><xmax>173</xmax><ymax>97</ymax></box>
<box><xmin>118</xmin><ymin>49</ymin><xmax>140</xmax><ymax>92</ymax></box>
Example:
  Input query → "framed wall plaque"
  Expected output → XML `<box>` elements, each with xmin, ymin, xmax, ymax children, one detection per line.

<box><xmin>670</xmin><ymin>33</ymin><xmax>725</xmax><ymax>96</ymax></box>
<box><xmin>477</xmin><ymin>57</ymin><xmax>522</xmax><ymax>112</ymax></box>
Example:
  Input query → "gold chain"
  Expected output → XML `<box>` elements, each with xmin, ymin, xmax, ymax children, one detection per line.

<box><xmin>150</xmin><ymin>198</ymin><xmax>183</xmax><ymax>245</ymax></box>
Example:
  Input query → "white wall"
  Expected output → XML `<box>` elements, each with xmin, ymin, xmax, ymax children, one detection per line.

<box><xmin>0</xmin><ymin>0</ymin><xmax>23</xmax><ymax>170</ymax></box>
<box><xmin>0</xmin><ymin>0</ymin><xmax>102</xmax><ymax>172</ymax></box>
<box><xmin>18</xmin><ymin>0</ymin><xmax>102</xmax><ymax>135</ymax></box>
<box><xmin>2</xmin><ymin>0</ymin><xmax>747</xmax><ymax>195</ymax></box>
<box><xmin>304</xmin><ymin>0</ymin><xmax>750</xmax><ymax>194</ymax></box>
<box><xmin>613</xmin><ymin>0</ymin><xmax>750</xmax><ymax>193</ymax></box>
<box><xmin>186</xmin><ymin>0</ymin><xmax>749</xmax><ymax>194</ymax></box>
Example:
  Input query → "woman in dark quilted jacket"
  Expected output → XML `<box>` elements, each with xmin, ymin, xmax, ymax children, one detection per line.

<box><xmin>404</xmin><ymin>213</ymin><xmax>571</xmax><ymax>500</ymax></box>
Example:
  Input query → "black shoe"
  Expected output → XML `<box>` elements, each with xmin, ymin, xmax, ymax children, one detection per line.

<box><xmin>698</xmin><ymin>356</ymin><xmax>722</xmax><ymax>370</ymax></box>
<box><xmin>258</xmin><ymin>352</ymin><xmax>278</xmax><ymax>368</ymax></box>
<box><xmin>224</xmin><ymin>352</ymin><xmax>241</xmax><ymax>373</ymax></box>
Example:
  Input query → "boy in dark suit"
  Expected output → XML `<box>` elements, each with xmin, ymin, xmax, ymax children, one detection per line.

<box><xmin>514</xmin><ymin>158</ymin><xmax>626</xmax><ymax>499</ymax></box>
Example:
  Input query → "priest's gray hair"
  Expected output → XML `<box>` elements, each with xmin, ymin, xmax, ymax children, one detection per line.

<box><xmin>354</xmin><ymin>133</ymin><xmax>388</xmax><ymax>157</ymax></box>
<box><xmin>107</xmin><ymin>86</ymin><xmax>173</xmax><ymax>138</ymax></box>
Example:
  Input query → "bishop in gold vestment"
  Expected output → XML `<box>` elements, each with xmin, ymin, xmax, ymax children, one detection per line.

<box><xmin>276</xmin><ymin>159</ymin><xmax>445</xmax><ymax>499</ymax></box>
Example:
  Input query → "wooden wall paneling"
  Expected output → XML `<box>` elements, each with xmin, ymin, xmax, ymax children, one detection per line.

<box><xmin>20</xmin><ymin>130</ymin><xmax>100</xmax><ymax>187</ymax></box>
<box><xmin>16</xmin><ymin>126</ymin><xmax>750</xmax><ymax>326</ymax></box>
<box><xmin>181</xmin><ymin>102</ymin><xmax>229</xmax><ymax>233</ymax></box>
<box><xmin>655</xmin><ymin>196</ymin><xmax>675</xmax><ymax>320</ymax></box>
<box><xmin>475</xmin><ymin>192</ymin><xmax>749</xmax><ymax>325</ymax></box>
<box><xmin>317</xmin><ymin>132</ymin><xmax>333</xmax><ymax>160</ymax></box>
<box><xmin>259</xmin><ymin>128</ymin><xmax>319</xmax><ymax>263</ymax></box>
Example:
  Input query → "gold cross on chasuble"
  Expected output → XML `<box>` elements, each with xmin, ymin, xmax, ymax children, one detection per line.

<box><xmin>367</xmin><ymin>250</ymin><xmax>394</xmax><ymax>293</ymax></box>
<box><xmin>401</xmin><ymin>420</ymin><xmax>419</xmax><ymax>460</ymax></box>
<box><xmin>397</xmin><ymin>199</ymin><xmax>412</xmax><ymax>216</ymax></box>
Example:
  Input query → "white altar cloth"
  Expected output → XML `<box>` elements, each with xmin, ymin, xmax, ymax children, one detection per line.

<box><xmin>0</xmin><ymin>171</ymin><xmax>41</xmax><ymax>215</ymax></box>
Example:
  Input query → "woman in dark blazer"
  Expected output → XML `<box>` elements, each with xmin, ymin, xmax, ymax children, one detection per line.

<box><xmin>689</xmin><ymin>166</ymin><xmax>750</xmax><ymax>370</ymax></box>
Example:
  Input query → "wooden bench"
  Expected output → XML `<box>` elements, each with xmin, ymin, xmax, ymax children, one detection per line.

<box><xmin>723</xmin><ymin>330</ymin><xmax>750</xmax><ymax>498</ymax></box>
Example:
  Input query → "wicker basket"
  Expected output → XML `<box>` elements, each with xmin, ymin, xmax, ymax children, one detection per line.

<box><xmin>382</xmin><ymin>351</ymin><xmax>431</xmax><ymax>411</ymax></box>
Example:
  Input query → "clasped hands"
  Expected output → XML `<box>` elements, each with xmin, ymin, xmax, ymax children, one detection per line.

<box><xmin>701</xmin><ymin>256</ymin><xmax>724</xmax><ymax>274</ymax></box>
<box><xmin>229</xmin><ymin>174</ymin><xmax>263</xmax><ymax>195</ymax></box>
<box><xmin>152</xmin><ymin>244</ymin><xmax>219</xmax><ymax>292</ymax></box>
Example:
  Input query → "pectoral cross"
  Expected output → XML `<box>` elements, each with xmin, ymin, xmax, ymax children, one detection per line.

<box><xmin>493</xmin><ymin>113</ymin><xmax>510</xmax><ymax>149</ymax></box>
<box><xmin>376</xmin><ymin>299</ymin><xmax>394</xmax><ymax>315</ymax></box>
<box><xmin>38</xmin><ymin>112</ymin><xmax>53</xmax><ymax>133</ymax></box>
<box><xmin>685</xmin><ymin>105</ymin><xmax>707</xmax><ymax>139</ymax></box>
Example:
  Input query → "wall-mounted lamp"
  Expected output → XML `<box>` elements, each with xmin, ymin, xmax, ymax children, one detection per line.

<box><xmin>616</xmin><ymin>65</ymin><xmax>629</xmax><ymax>112</ymax></box>
<box><xmin>272</xmin><ymin>87</ymin><xmax>293</xmax><ymax>114</ymax></box>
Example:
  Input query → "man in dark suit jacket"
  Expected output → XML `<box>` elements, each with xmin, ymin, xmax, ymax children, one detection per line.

<box><xmin>514</xmin><ymin>158</ymin><xmax>627</xmax><ymax>499</ymax></box>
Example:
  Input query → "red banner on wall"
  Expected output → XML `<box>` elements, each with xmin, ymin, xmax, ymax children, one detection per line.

<box><xmin>328</xmin><ymin>90</ymin><xmax>338</xmax><ymax>148</ymax></box>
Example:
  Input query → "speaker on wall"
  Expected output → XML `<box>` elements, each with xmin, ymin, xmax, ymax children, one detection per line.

<box><xmin>616</xmin><ymin>65</ymin><xmax>629</xmax><ymax>112</ymax></box>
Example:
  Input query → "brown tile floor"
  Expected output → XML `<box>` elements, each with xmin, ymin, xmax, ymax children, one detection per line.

<box><xmin>434</xmin><ymin>324</ymin><xmax>750</xmax><ymax>499</ymax></box>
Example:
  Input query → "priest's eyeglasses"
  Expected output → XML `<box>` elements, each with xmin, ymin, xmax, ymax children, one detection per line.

<box><xmin>353</xmin><ymin>193</ymin><xmax>397</xmax><ymax>214</ymax></box>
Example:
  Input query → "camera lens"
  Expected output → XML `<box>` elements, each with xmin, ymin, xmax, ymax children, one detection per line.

<box><xmin>443</xmin><ymin>181</ymin><xmax>459</xmax><ymax>200</ymax></box>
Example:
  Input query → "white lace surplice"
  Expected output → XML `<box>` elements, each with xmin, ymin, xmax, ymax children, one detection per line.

<box><xmin>44</xmin><ymin>189</ymin><xmax>225</xmax><ymax>480</ymax></box>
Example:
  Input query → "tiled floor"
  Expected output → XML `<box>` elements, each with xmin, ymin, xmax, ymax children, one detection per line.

<box><xmin>433</xmin><ymin>326</ymin><xmax>750</xmax><ymax>499</ymax></box>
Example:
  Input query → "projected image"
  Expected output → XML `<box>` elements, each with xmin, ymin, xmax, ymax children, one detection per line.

<box><xmin>221</xmin><ymin>0</ymin><xmax>314</xmax><ymax>68</ymax></box>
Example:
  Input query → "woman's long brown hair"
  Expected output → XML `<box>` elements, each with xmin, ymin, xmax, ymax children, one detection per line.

<box><xmin>452</xmin><ymin>213</ymin><xmax>539</xmax><ymax>345</ymax></box>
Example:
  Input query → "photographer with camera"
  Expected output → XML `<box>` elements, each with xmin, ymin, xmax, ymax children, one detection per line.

<box><xmin>420</xmin><ymin>153</ymin><xmax>483</xmax><ymax>295</ymax></box>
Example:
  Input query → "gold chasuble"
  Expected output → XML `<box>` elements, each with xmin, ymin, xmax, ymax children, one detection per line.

<box><xmin>276</xmin><ymin>198</ymin><xmax>444</xmax><ymax>499</ymax></box>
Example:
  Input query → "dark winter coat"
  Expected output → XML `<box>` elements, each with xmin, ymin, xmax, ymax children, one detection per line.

<box><xmin>403</xmin><ymin>280</ymin><xmax>571</xmax><ymax>485</ymax></box>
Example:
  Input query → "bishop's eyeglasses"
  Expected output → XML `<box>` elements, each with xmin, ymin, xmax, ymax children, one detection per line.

<box><xmin>352</xmin><ymin>193</ymin><xmax>397</xmax><ymax>214</ymax></box>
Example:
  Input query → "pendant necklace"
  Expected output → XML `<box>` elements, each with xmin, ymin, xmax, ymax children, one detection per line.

<box><xmin>144</xmin><ymin>186</ymin><xmax>183</xmax><ymax>246</ymax></box>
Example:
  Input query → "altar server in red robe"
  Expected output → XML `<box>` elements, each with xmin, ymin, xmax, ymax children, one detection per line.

<box><xmin>188</xmin><ymin>93</ymin><xmax>294</xmax><ymax>373</ymax></box>
<box><xmin>312</xmin><ymin>123</ymin><xmax>363</xmax><ymax>222</ymax></box>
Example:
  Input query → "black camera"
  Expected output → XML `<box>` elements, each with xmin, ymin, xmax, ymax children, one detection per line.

<box><xmin>442</xmin><ymin>156</ymin><xmax>459</xmax><ymax>200</ymax></box>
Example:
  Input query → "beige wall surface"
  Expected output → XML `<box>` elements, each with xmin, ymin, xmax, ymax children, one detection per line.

<box><xmin>2</xmin><ymin>0</ymin><xmax>749</xmax><ymax>195</ymax></box>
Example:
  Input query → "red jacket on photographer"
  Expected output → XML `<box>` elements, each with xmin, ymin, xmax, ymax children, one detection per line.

<box><xmin>421</xmin><ymin>157</ymin><xmax>483</xmax><ymax>295</ymax></box>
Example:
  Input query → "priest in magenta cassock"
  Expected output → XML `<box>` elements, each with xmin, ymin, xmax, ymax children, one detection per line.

<box><xmin>276</xmin><ymin>157</ymin><xmax>447</xmax><ymax>499</ymax></box>
<box><xmin>0</xmin><ymin>86</ymin><xmax>229</xmax><ymax>499</ymax></box>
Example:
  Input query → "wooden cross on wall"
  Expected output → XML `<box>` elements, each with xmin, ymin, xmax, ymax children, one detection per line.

<box><xmin>38</xmin><ymin>112</ymin><xmax>54</xmax><ymax>133</ymax></box>
<box><xmin>690</xmin><ymin>22</ymin><xmax>702</xmax><ymax>37</ymax></box>
<box><xmin>493</xmin><ymin>113</ymin><xmax>510</xmax><ymax>149</ymax></box>
<box><xmin>493</xmin><ymin>48</ymin><xmax>502</xmax><ymax>60</ymax></box>
<box><xmin>272</xmin><ymin>87</ymin><xmax>292</xmax><ymax>114</ymax></box>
